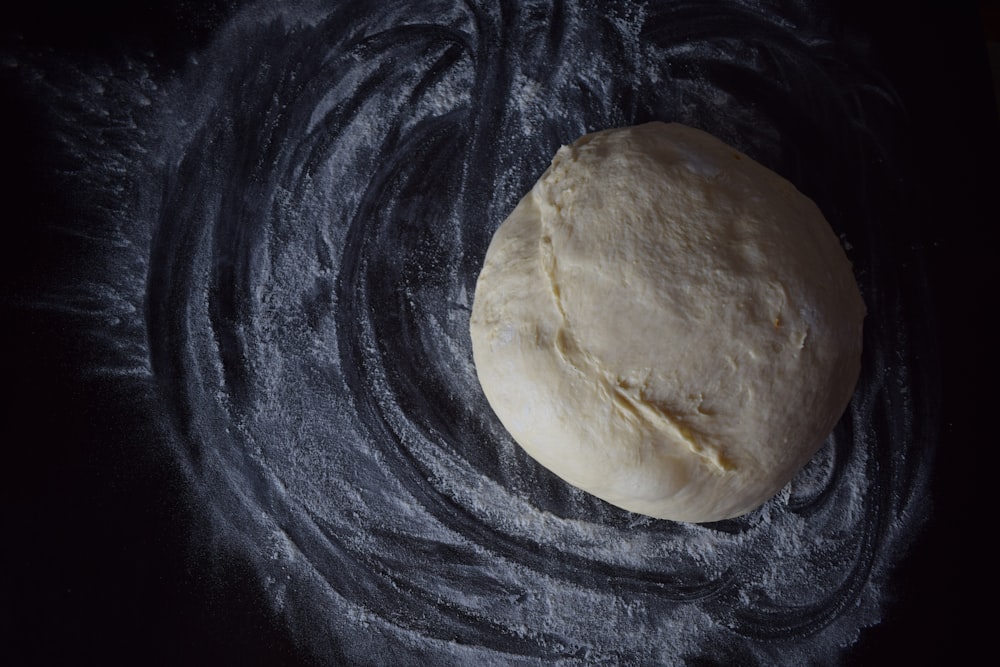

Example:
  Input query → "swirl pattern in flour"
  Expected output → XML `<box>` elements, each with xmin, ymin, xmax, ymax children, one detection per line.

<box><xmin>16</xmin><ymin>0</ymin><xmax>936</xmax><ymax>664</ymax></box>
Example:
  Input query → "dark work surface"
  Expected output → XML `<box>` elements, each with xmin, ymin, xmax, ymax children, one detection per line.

<box><xmin>3</xmin><ymin>1</ymin><xmax>997</xmax><ymax>664</ymax></box>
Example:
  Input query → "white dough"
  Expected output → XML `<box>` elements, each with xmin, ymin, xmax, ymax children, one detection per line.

<box><xmin>469</xmin><ymin>122</ymin><xmax>865</xmax><ymax>523</ymax></box>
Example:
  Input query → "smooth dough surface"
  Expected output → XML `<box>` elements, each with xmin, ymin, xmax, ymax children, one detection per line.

<box><xmin>469</xmin><ymin>122</ymin><xmax>865</xmax><ymax>523</ymax></box>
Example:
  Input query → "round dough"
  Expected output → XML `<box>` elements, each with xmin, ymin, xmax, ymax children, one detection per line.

<box><xmin>469</xmin><ymin>122</ymin><xmax>864</xmax><ymax>523</ymax></box>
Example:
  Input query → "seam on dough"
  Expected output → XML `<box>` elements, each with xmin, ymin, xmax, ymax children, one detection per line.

<box><xmin>536</xmin><ymin>200</ymin><xmax>735</xmax><ymax>477</ymax></box>
<box><xmin>610</xmin><ymin>385</ymin><xmax>735</xmax><ymax>474</ymax></box>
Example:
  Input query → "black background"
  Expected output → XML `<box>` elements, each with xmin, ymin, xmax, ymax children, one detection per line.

<box><xmin>3</xmin><ymin>1</ymin><xmax>997</xmax><ymax>664</ymax></box>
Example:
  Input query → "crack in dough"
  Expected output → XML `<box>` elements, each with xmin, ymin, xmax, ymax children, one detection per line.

<box><xmin>538</xmin><ymin>162</ymin><xmax>734</xmax><ymax>476</ymax></box>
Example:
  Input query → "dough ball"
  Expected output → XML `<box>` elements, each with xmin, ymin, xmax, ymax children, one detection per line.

<box><xmin>469</xmin><ymin>122</ymin><xmax>865</xmax><ymax>523</ymax></box>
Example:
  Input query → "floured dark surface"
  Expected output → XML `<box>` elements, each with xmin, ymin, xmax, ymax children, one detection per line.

<box><xmin>3</xmin><ymin>1</ymin><xmax>994</xmax><ymax>665</ymax></box>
